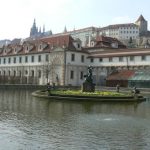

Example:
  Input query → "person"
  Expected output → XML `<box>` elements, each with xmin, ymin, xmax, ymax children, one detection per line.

<box><xmin>47</xmin><ymin>83</ymin><xmax>51</xmax><ymax>96</ymax></box>
<box><xmin>116</xmin><ymin>84</ymin><xmax>120</xmax><ymax>92</ymax></box>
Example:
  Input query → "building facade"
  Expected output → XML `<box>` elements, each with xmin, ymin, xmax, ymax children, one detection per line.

<box><xmin>0</xmin><ymin>34</ymin><xmax>150</xmax><ymax>86</ymax></box>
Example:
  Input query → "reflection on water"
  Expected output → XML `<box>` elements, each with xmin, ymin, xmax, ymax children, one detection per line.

<box><xmin>0</xmin><ymin>89</ymin><xmax>150</xmax><ymax>149</ymax></box>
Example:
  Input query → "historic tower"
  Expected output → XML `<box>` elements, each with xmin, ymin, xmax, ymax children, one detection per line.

<box><xmin>135</xmin><ymin>15</ymin><xmax>148</xmax><ymax>35</ymax></box>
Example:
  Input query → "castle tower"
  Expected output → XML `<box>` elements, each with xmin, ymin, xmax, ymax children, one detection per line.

<box><xmin>135</xmin><ymin>15</ymin><xmax>148</xmax><ymax>35</ymax></box>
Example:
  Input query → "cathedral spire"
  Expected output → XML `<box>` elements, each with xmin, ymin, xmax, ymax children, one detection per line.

<box><xmin>63</xmin><ymin>26</ymin><xmax>67</xmax><ymax>33</ymax></box>
<box><xmin>43</xmin><ymin>25</ymin><xmax>45</xmax><ymax>33</ymax></box>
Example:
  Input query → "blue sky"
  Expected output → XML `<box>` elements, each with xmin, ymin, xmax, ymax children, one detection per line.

<box><xmin>0</xmin><ymin>0</ymin><xmax>149</xmax><ymax>40</ymax></box>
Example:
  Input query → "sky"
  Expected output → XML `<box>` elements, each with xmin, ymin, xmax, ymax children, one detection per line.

<box><xmin>0</xmin><ymin>0</ymin><xmax>150</xmax><ymax>40</ymax></box>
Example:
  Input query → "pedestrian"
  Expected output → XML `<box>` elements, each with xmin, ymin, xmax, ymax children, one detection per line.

<box><xmin>116</xmin><ymin>84</ymin><xmax>120</xmax><ymax>92</ymax></box>
<box><xmin>47</xmin><ymin>83</ymin><xmax>51</xmax><ymax>96</ymax></box>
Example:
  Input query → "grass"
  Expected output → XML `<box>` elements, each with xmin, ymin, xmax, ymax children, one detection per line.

<box><xmin>49</xmin><ymin>90</ymin><xmax>130</xmax><ymax>97</ymax></box>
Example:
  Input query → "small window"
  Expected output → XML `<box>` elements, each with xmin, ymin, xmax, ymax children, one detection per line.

<box><xmin>81</xmin><ymin>55</ymin><xmax>84</xmax><ymax>63</ymax></box>
<box><xmin>19</xmin><ymin>71</ymin><xmax>21</xmax><ymax>77</ymax></box>
<box><xmin>77</xmin><ymin>43</ymin><xmax>80</xmax><ymax>48</ymax></box>
<box><xmin>31</xmin><ymin>56</ymin><xmax>34</xmax><ymax>63</ymax></box>
<box><xmin>14</xmin><ymin>57</ymin><xmax>16</xmax><ymax>63</ymax></box>
<box><xmin>80</xmin><ymin>71</ymin><xmax>84</xmax><ymax>80</ymax></box>
<box><xmin>25</xmin><ymin>56</ymin><xmax>28</xmax><ymax>63</ymax></box>
<box><xmin>38</xmin><ymin>70</ymin><xmax>41</xmax><ymax>78</ymax></box>
<box><xmin>38</xmin><ymin>55</ymin><xmax>41</xmax><ymax>62</ymax></box>
<box><xmin>45</xmin><ymin>54</ymin><xmax>49</xmax><ymax>62</ymax></box>
<box><xmin>90</xmin><ymin>58</ymin><xmax>94</xmax><ymax>63</ymax></box>
<box><xmin>3</xmin><ymin>58</ymin><xmax>6</xmax><ymax>64</ymax></box>
<box><xmin>141</xmin><ymin>55</ymin><xmax>146</xmax><ymax>61</ymax></box>
<box><xmin>70</xmin><ymin>70</ymin><xmax>74</xmax><ymax>79</ymax></box>
<box><xmin>19</xmin><ymin>57</ymin><xmax>22</xmax><ymax>63</ymax></box>
<box><xmin>130</xmin><ymin>56</ymin><xmax>134</xmax><ymax>61</ymax></box>
<box><xmin>8</xmin><ymin>70</ymin><xmax>11</xmax><ymax>76</ymax></box>
<box><xmin>71</xmin><ymin>54</ymin><xmax>75</xmax><ymax>61</ymax></box>
<box><xmin>14</xmin><ymin>71</ymin><xmax>16</xmax><ymax>77</ymax></box>
<box><xmin>8</xmin><ymin>58</ymin><xmax>11</xmax><ymax>64</ymax></box>
<box><xmin>109</xmin><ymin>57</ymin><xmax>112</xmax><ymax>62</ymax></box>
<box><xmin>119</xmin><ymin>57</ymin><xmax>123</xmax><ymax>62</ymax></box>
<box><xmin>99</xmin><ymin>58</ymin><xmax>103</xmax><ymax>62</ymax></box>
<box><xmin>25</xmin><ymin>70</ymin><xmax>28</xmax><ymax>75</ymax></box>
<box><xmin>31</xmin><ymin>70</ymin><xmax>34</xmax><ymax>77</ymax></box>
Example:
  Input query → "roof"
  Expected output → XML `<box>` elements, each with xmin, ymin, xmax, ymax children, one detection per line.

<box><xmin>99</xmin><ymin>23</ymin><xmax>138</xmax><ymax>30</ymax></box>
<box><xmin>88</xmin><ymin>48</ymin><xmax>150</xmax><ymax>58</ymax></box>
<box><xmin>136</xmin><ymin>15</ymin><xmax>146</xmax><ymax>23</ymax></box>
<box><xmin>106</xmin><ymin>70</ymin><xmax>135</xmax><ymax>80</ymax></box>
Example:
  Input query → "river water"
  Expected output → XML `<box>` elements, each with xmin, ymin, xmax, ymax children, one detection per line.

<box><xmin>0</xmin><ymin>89</ymin><xmax>150</xmax><ymax>150</ymax></box>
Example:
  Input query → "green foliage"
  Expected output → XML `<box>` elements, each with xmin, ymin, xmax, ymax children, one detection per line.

<box><xmin>50</xmin><ymin>90</ymin><xmax>129</xmax><ymax>97</ymax></box>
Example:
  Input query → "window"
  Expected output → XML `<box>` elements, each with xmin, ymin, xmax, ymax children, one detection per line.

<box><xmin>19</xmin><ymin>71</ymin><xmax>21</xmax><ymax>77</ymax></box>
<box><xmin>14</xmin><ymin>57</ymin><xmax>16</xmax><ymax>63</ymax></box>
<box><xmin>45</xmin><ymin>54</ymin><xmax>49</xmax><ymax>62</ymax></box>
<box><xmin>90</xmin><ymin>58</ymin><xmax>94</xmax><ymax>63</ymax></box>
<box><xmin>71</xmin><ymin>54</ymin><xmax>75</xmax><ymax>61</ymax></box>
<box><xmin>141</xmin><ymin>55</ymin><xmax>146</xmax><ymax>61</ymax></box>
<box><xmin>25</xmin><ymin>56</ymin><xmax>28</xmax><ymax>63</ymax></box>
<box><xmin>77</xmin><ymin>43</ymin><xmax>80</xmax><ymax>48</ymax></box>
<box><xmin>25</xmin><ymin>70</ymin><xmax>28</xmax><ymax>75</ymax></box>
<box><xmin>80</xmin><ymin>71</ymin><xmax>84</xmax><ymax>80</ymax></box>
<box><xmin>130</xmin><ymin>56</ymin><xmax>134</xmax><ymax>61</ymax></box>
<box><xmin>38</xmin><ymin>55</ymin><xmax>41</xmax><ymax>62</ymax></box>
<box><xmin>14</xmin><ymin>71</ymin><xmax>16</xmax><ymax>76</ymax></box>
<box><xmin>19</xmin><ymin>57</ymin><xmax>22</xmax><ymax>63</ymax></box>
<box><xmin>8</xmin><ymin>70</ymin><xmax>11</xmax><ymax>76</ymax></box>
<box><xmin>70</xmin><ymin>70</ymin><xmax>74</xmax><ymax>79</ymax></box>
<box><xmin>99</xmin><ymin>58</ymin><xmax>103</xmax><ymax>62</ymax></box>
<box><xmin>109</xmin><ymin>57</ymin><xmax>112</xmax><ymax>62</ymax></box>
<box><xmin>0</xmin><ymin>58</ymin><xmax>1</xmax><ymax>64</ymax></box>
<box><xmin>8</xmin><ymin>58</ymin><xmax>11</xmax><ymax>64</ymax></box>
<box><xmin>38</xmin><ymin>70</ymin><xmax>41</xmax><ymax>78</ymax></box>
<box><xmin>31</xmin><ymin>56</ymin><xmax>34</xmax><ymax>63</ymax></box>
<box><xmin>3</xmin><ymin>58</ymin><xmax>6</xmax><ymax>64</ymax></box>
<box><xmin>31</xmin><ymin>70</ymin><xmax>34</xmax><ymax>77</ymax></box>
<box><xmin>81</xmin><ymin>55</ymin><xmax>84</xmax><ymax>63</ymax></box>
<box><xmin>119</xmin><ymin>57</ymin><xmax>123</xmax><ymax>62</ymax></box>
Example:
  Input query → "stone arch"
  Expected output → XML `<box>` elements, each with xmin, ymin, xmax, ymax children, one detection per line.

<box><xmin>50</xmin><ymin>55</ymin><xmax>64</xmax><ymax>85</ymax></box>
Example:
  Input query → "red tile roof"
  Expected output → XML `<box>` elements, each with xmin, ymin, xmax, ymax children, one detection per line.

<box><xmin>106</xmin><ymin>70</ymin><xmax>135</xmax><ymax>80</ymax></box>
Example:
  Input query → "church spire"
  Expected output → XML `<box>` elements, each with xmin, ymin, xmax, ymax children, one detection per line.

<box><xmin>63</xmin><ymin>26</ymin><xmax>67</xmax><ymax>33</ymax></box>
<box><xmin>43</xmin><ymin>25</ymin><xmax>45</xmax><ymax>33</ymax></box>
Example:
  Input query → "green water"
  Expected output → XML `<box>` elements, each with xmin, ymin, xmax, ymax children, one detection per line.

<box><xmin>0</xmin><ymin>89</ymin><xmax>149</xmax><ymax>150</ymax></box>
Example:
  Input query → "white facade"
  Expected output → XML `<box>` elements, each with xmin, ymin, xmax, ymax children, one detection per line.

<box><xmin>99</xmin><ymin>24</ymin><xmax>139</xmax><ymax>42</ymax></box>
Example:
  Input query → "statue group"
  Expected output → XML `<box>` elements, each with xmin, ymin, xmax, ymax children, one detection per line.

<box><xmin>82</xmin><ymin>66</ymin><xmax>95</xmax><ymax>92</ymax></box>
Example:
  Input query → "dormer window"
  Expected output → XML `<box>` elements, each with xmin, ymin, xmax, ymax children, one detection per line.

<box><xmin>77</xmin><ymin>43</ymin><xmax>80</xmax><ymax>48</ymax></box>
<box><xmin>14</xmin><ymin>48</ymin><xmax>17</xmax><ymax>54</ymax></box>
<box><xmin>91</xmin><ymin>41</ymin><xmax>95</xmax><ymax>47</ymax></box>
<box><xmin>40</xmin><ymin>44</ymin><xmax>42</xmax><ymax>49</ymax></box>
<box><xmin>111</xmin><ymin>42</ymin><xmax>118</xmax><ymax>48</ymax></box>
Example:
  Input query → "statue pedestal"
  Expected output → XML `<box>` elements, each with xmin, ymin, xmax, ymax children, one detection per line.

<box><xmin>81</xmin><ymin>82</ymin><xmax>95</xmax><ymax>92</ymax></box>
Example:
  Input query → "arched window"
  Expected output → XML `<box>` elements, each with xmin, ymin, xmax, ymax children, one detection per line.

<box><xmin>31</xmin><ymin>70</ymin><xmax>34</xmax><ymax>77</ymax></box>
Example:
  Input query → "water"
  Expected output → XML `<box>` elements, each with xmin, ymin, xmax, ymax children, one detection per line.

<box><xmin>0</xmin><ymin>89</ymin><xmax>150</xmax><ymax>150</ymax></box>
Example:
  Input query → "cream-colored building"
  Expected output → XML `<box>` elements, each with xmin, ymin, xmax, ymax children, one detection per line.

<box><xmin>0</xmin><ymin>34</ymin><xmax>150</xmax><ymax>86</ymax></box>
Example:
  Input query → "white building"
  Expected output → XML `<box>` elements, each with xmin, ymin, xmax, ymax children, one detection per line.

<box><xmin>0</xmin><ymin>34</ymin><xmax>150</xmax><ymax>86</ymax></box>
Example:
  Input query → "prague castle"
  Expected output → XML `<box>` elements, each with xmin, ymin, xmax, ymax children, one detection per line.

<box><xmin>0</xmin><ymin>15</ymin><xmax>149</xmax><ymax>87</ymax></box>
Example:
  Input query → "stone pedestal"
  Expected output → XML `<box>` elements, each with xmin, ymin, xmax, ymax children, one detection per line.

<box><xmin>81</xmin><ymin>82</ymin><xmax>95</xmax><ymax>92</ymax></box>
